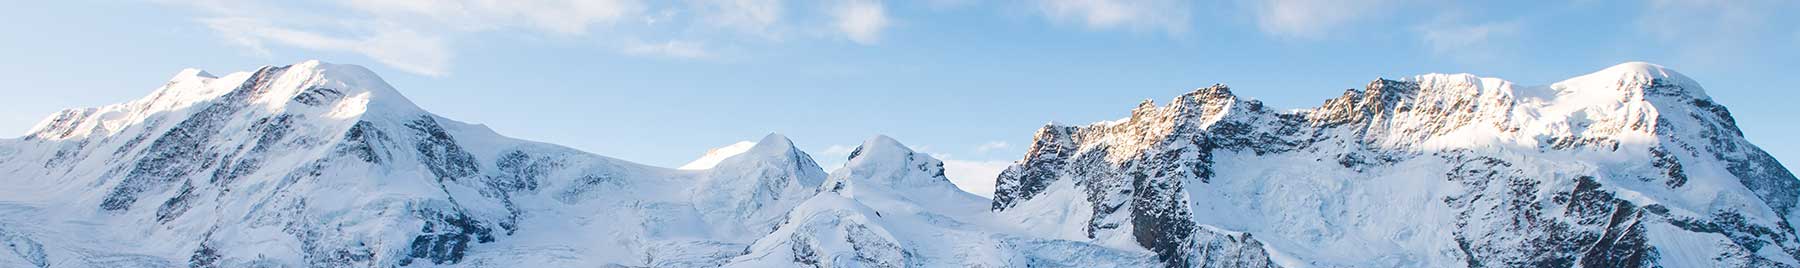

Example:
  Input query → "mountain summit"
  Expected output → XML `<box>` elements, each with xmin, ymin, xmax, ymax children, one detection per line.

<box><xmin>993</xmin><ymin>61</ymin><xmax>1797</xmax><ymax>267</ymax></box>
<box><xmin>0</xmin><ymin>60</ymin><xmax>1792</xmax><ymax>268</ymax></box>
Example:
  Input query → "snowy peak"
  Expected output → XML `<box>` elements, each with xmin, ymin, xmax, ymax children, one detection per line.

<box><xmin>1133</xmin><ymin>84</ymin><xmax>1240</xmax><ymax>127</ymax></box>
<box><xmin>747</xmin><ymin>133</ymin><xmax>801</xmax><ymax>157</ymax></box>
<box><xmin>688</xmin><ymin>133</ymin><xmax>829</xmax><ymax>238</ymax></box>
<box><xmin>845</xmin><ymin>135</ymin><xmax>911</xmax><ymax>164</ymax></box>
<box><xmin>1561</xmin><ymin>61</ymin><xmax>1701</xmax><ymax>93</ymax></box>
<box><xmin>1598</xmin><ymin>61</ymin><xmax>1687</xmax><ymax>81</ymax></box>
<box><xmin>709</xmin><ymin>133</ymin><xmax>816</xmax><ymax>171</ymax></box>
<box><xmin>155</xmin><ymin>60</ymin><xmax>420</xmax><ymax>117</ymax></box>
<box><xmin>243</xmin><ymin>60</ymin><xmax>423</xmax><ymax>118</ymax></box>
<box><xmin>1549</xmin><ymin>61</ymin><xmax>1709</xmax><ymax>108</ymax></box>
<box><xmin>1286</xmin><ymin>61</ymin><xmax>1747</xmax><ymax>151</ymax></box>
<box><xmin>172</xmin><ymin>68</ymin><xmax>216</xmax><ymax>80</ymax></box>
<box><xmin>22</xmin><ymin>60</ymin><xmax>422</xmax><ymax>142</ymax></box>
<box><xmin>823</xmin><ymin>135</ymin><xmax>962</xmax><ymax>194</ymax></box>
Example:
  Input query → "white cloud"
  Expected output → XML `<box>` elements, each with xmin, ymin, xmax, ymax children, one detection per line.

<box><xmin>974</xmin><ymin>141</ymin><xmax>1009</xmax><ymax>154</ymax></box>
<box><xmin>912</xmin><ymin>144</ymin><xmax>1013</xmax><ymax>198</ymax></box>
<box><xmin>832</xmin><ymin>0</ymin><xmax>890</xmax><ymax>44</ymax></box>
<box><xmin>820</xmin><ymin>144</ymin><xmax>857</xmax><ymax>158</ymax></box>
<box><xmin>1416</xmin><ymin>18</ymin><xmax>1520</xmax><ymax>63</ymax></box>
<box><xmin>170</xmin><ymin>0</ymin><xmax>907</xmax><ymax>76</ymax></box>
<box><xmin>690</xmin><ymin>0</ymin><xmax>786</xmax><ymax>38</ymax></box>
<box><xmin>940</xmin><ymin>159</ymin><xmax>1011</xmax><ymax>198</ymax></box>
<box><xmin>623</xmin><ymin>40</ymin><xmax>711</xmax><ymax>58</ymax></box>
<box><xmin>1034</xmin><ymin>0</ymin><xmax>1190</xmax><ymax>33</ymax></box>
<box><xmin>173</xmin><ymin>0</ymin><xmax>643</xmax><ymax>76</ymax></box>
<box><xmin>1249</xmin><ymin>0</ymin><xmax>1396</xmax><ymax>38</ymax></box>
<box><xmin>813</xmin><ymin>144</ymin><xmax>858</xmax><ymax>169</ymax></box>
<box><xmin>335</xmin><ymin>0</ymin><xmax>643</xmax><ymax>35</ymax></box>
<box><xmin>202</xmin><ymin>18</ymin><xmax>453</xmax><ymax>76</ymax></box>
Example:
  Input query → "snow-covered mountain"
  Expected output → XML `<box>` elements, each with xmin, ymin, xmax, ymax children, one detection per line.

<box><xmin>0</xmin><ymin>60</ymin><xmax>1792</xmax><ymax>268</ymax></box>
<box><xmin>0</xmin><ymin>60</ymin><xmax>1143</xmax><ymax>268</ymax></box>
<box><xmin>992</xmin><ymin>62</ymin><xmax>1799</xmax><ymax>267</ymax></box>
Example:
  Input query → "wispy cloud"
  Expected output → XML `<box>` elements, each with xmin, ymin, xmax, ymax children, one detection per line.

<box><xmin>974</xmin><ymin>141</ymin><xmax>1009</xmax><ymax>154</ymax></box>
<box><xmin>183</xmin><ymin>0</ymin><xmax>1745</xmax><ymax>77</ymax></box>
<box><xmin>820</xmin><ymin>144</ymin><xmax>857</xmax><ymax>159</ymax></box>
<box><xmin>165</xmin><ymin>0</ymin><xmax>906</xmax><ymax>76</ymax></box>
<box><xmin>1248</xmin><ymin>0</ymin><xmax>1397</xmax><ymax>38</ymax></box>
<box><xmin>940</xmin><ymin>159</ymin><xmax>1010</xmax><ymax>198</ymax></box>
<box><xmin>201</xmin><ymin>18</ymin><xmax>453</xmax><ymax>76</ymax></box>
<box><xmin>1416</xmin><ymin>17</ymin><xmax>1521</xmax><ymax>64</ymax></box>
<box><xmin>915</xmin><ymin>153</ymin><xmax>1004</xmax><ymax>198</ymax></box>
<box><xmin>1033</xmin><ymin>0</ymin><xmax>1190</xmax><ymax>33</ymax></box>
<box><xmin>813</xmin><ymin>144</ymin><xmax>858</xmax><ymax>168</ymax></box>
<box><xmin>336</xmin><ymin>0</ymin><xmax>642</xmax><ymax>35</ymax></box>
<box><xmin>689</xmin><ymin>0</ymin><xmax>786</xmax><ymax>38</ymax></box>
<box><xmin>833</xmin><ymin>0</ymin><xmax>890</xmax><ymax>44</ymax></box>
<box><xmin>911</xmin><ymin>143</ymin><xmax>1015</xmax><ymax>198</ymax></box>
<box><xmin>172</xmin><ymin>0</ymin><xmax>642</xmax><ymax>76</ymax></box>
<box><xmin>623</xmin><ymin>40</ymin><xmax>711</xmax><ymax>59</ymax></box>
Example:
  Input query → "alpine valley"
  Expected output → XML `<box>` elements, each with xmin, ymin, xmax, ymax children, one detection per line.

<box><xmin>0</xmin><ymin>60</ymin><xmax>1793</xmax><ymax>268</ymax></box>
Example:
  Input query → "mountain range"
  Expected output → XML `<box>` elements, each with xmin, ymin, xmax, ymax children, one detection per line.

<box><xmin>0</xmin><ymin>60</ymin><xmax>1792</xmax><ymax>268</ymax></box>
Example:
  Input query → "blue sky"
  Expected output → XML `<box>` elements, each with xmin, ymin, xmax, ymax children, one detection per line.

<box><xmin>3</xmin><ymin>0</ymin><xmax>1797</xmax><ymax>193</ymax></box>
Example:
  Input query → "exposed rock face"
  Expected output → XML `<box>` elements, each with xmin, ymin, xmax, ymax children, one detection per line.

<box><xmin>992</xmin><ymin>62</ymin><xmax>1798</xmax><ymax>267</ymax></box>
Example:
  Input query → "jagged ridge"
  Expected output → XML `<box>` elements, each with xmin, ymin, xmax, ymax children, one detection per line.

<box><xmin>992</xmin><ymin>62</ymin><xmax>1799</xmax><ymax>267</ymax></box>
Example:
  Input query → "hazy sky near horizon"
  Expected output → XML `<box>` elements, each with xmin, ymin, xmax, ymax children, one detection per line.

<box><xmin>3</xmin><ymin>0</ymin><xmax>1797</xmax><ymax>195</ymax></box>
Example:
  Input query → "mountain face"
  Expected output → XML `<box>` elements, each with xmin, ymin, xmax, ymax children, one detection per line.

<box><xmin>992</xmin><ymin>62</ymin><xmax>1799</xmax><ymax>267</ymax></box>
<box><xmin>0</xmin><ymin>61</ymin><xmax>833</xmax><ymax>267</ymax></box>
<box><xmin>0</xmin><ymin>61</ymin><xmax>1792</xmax><ymax>268</ymax></box>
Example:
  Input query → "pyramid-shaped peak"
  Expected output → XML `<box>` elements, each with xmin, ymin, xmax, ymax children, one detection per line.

<box><xmin>706</xmin><ymin>132</ymin><xmax>822</xmax><ymax>172</ymax></box>
<box><xmin>172</xmin><ymin>68</ymin><xmax>216</xmax><ymax>80</ymax></box>
<box><xmin>848</xmin><ymin>135</ymin><xmax>915</xmax><ymax>162</ymax></box>
<box><xmin>749</xmin><ymin>133</ymin><xmax>797</xmax><ymax>152</ymax></box>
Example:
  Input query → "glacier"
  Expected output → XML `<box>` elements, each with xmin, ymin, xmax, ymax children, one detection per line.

<box><xmin>0</xmin><ymin>60</ymin><xmax>1793</xmax><ymax>268</ymax></box>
